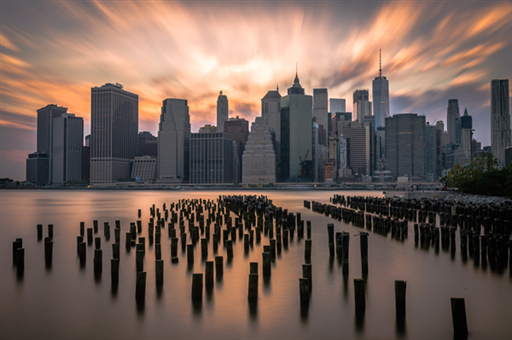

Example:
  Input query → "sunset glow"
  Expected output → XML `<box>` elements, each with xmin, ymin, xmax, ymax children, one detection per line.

<box><xmin>1</xmin><ymin>0</ymin><xmax>511</xmax><ymax>180</ymax></box>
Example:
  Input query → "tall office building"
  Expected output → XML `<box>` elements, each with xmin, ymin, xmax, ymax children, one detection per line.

<box><xmin>52</xmin><ymin>113</ymin><xmax>83</xmax><ymax>184</ymax></box>
<box><xmin>281</xmin><ymin>72</ymin><xmax>313</xmax><ymax>182</ymax></box>
<box><xmin>343</xmin><ymin>120</ymin><xmax>373</xmax><ymax>177</ymax></box>
<box><xmin>217</xmin><ymin>91</ymin><xmax>229</xmax><ymax>132</ymax></box>
<box><xmin>242</xmin><ymin>117</ymin><xmax>276</xmax><ymax>184</ymax></box>
<box><xmin>353</xmin><ymin>90</ymin><xmax>371</xmax><ymax>122</ymax></box>
<box><xmin>491</xmin><ymin>79</ymin><xmax>511</xmax><ymax>168</ymax></box>
<box><xmin>460</xmin><ymin>108</ymin><xmax>473</xmax><ymax>159</ymax></box>
<box><xmin>372</xmin><ymin>50</ymin><xmax>389</xmax><ymax>129</ymax></box>
<box><xmin>158</xmin><ymin>98</ymin><xmax>190</xmax><ymax>182</ymax></box>
<box><xmin>90</xmin><ymin>83</ymin><xmax>138</xmax><ymax>184</ymax></box>
<box><xmin>26</xmin><ymin>152</ymin><xmax>49</xmax><ymax>185</ymax></box>
<box><xmin>189</xmin><ymin>132</ymin><xmax>234</xmax><ymax>184</ymax></box>
<box><xmin>36</xmin><ymin>104</ymin><xmax>68</xmax><ymax>181</ymax></box>
<box><xmin>386</xmin><ymin>113</ymin><xmax>426</xmax><ymax>180</ymax></box>
<box><xmin>313</xmin><ymin>88</ymin><xmax>329</xmax><ymax>145</ymax></box>
<box><xmin>225</xmin><ymin>117</ymin><xmax>249</xmax><ymax>184</ymax></box>
<box><xmin>262</xmin><ymin>87</ymin><xmax>282</xmax><ymax>178</ymax></box>
<box><xmin>138</xmin><ymin>131</ymin><xmax>158</xmax><ymax>157</ymax></box>
<box><xmin>425</xmin><ymin>123</ymin><xmax>437</xmax><ymax>182</ymax></box>
<box><xmin>447</xmin><ymin>99</ymin><xmax>460</xmax><ymax>145</ymax></box>
<box><xmin>330</xmin><ymin>98</ymin><xmax>346</xmax><ymax>114</ymax></box>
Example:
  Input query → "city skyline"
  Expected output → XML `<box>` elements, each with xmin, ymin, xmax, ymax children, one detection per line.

<box><xmin>1</xmin><ymin>0</ymin><xmax>511</xmax><ymax>180</ymax></box>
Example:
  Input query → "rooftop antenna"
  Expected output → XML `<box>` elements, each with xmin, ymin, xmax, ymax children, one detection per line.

<box><xmin>296</xmin><ymin>62</ymin><xmax>298</xmax><ymax>77</ymax></box>
<box><xmin>379</xmin><ymin>49</ymin><xmax>382</xmax><ymax>77</ymax></box>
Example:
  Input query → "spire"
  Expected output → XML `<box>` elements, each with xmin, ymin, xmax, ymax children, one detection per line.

<box><xmin>276</xmin><ymin>83</ymin><xmax>279</xmax><ymax>92</ymax></box>
<box><xmin>464</xmin><ymin>107</ymin><xmax>468</xmax><ymax>116</ymax></box>
<box><xmin>379</xmin><ymin>49</ymin><xmax>382</xmax><ymax>78</ymax></box>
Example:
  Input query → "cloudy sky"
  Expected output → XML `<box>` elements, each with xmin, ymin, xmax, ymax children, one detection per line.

<box><xmin>1</xmin><ymin>0</ymin><xmax>511</xmax><ymax>180</ymax></box>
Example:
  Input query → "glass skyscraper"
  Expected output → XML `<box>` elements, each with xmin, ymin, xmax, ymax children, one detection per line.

<box><xmin>90</xmin><ymin>83</ymin><xmax>138</xmax><ymax>184</ymax></box>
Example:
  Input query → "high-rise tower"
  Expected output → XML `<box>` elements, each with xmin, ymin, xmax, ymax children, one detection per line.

<box><xmin>262</xmin><ymin>86</ymin><xmax>282</xmax><ymax>178</ymax></box>
<box><xmin>372</xmin><ymin>50</ymin><xmax>390</xmax><ymax>129</ymax></box>
<box><xmin>447</xmin><ymin>99</ymin><xmax>460</xmax><ymax>145</ymax></box>
<box><xmin>158</xmin><ymin>98</ymin><xmax>190</xmax><ymax>182</ymax></box>
<box><xmin>90</xmin><ymin>83</ymin><xmax>138</xmax><ymax>184</ymax></box>
<box><xmin>52</xmin><ymin>113</ymin><xmax>83</xmax><ymax>184</ymax></box>
<box><xmin>353</xmin><ymin>89</ymin><xmax>371</xmax><ymax>122</ymax></box>
<box><xmin>281</xmin><ymin>71</ymin><xmax>313</xmax><ymax>182</ymax></box>
<box><xmin>217</xmin><ymin>91</ymin><xmax>228</xmax><ymax>132</ymax></box>
<box><xmin>491</xmin><ymin>79</ymin><xmax>511</xmax><ymax>168</ymax></box>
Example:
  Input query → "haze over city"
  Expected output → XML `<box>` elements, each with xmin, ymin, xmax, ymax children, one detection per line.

<box><xmin>1</xmin><ymin>0</ymin><xmax>511</xmax><ymax>180</ymax></box>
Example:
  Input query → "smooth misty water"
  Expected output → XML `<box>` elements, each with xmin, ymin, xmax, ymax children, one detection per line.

<box><xmin>0</xmin><ymin>190</ymin><xmax>510</xmax><ymax>339</ymax></box>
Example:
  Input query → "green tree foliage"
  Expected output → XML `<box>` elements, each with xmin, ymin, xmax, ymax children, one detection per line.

<box><xmin>441</xmin><ymin>152</ymin><xmax>512</xmax><ymax>197</ymax></box>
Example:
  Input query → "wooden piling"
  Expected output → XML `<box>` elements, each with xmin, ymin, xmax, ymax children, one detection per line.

<box><xmin>95</xmin><ymin>237</ymin><xmax>101</xmax><ymax>250</ymax></box>
<box><xmin>248</xmin><ymin>273</ymin><xmax>258</xmax><ymax>300</ymax></box>
<box><xmin>395</xmin><ymin>280</ymin><xmax>406</xmax><ymax>316</ymax></box>
<box><xmin>262</xmin><ymin>252</ymin><xmax>271</xmax><ymax>277</ymax></box>
<box><xmin>44</xmin><ymin>237</ymin><xmax>53</xmax><ymax>266</ymax></box>
<box><xmin>187</xmin><ymin>244</ymin><xmax>194</xmax><ymax>264</ymax></box>
<box><xmin>305</xmin><ymin>239</ymin><xmax>312</xmax><ymax>260</ymax></box>
<box><xmin>226</xmin><ymin>240</ymin><xmax>233</xmax><ymax>258</ymax></box>
<box><xmin>215</xmin><ymin>256</ymin><xmax>223</xmax><ymax>277</ymax></box>
<box><xmin>136</xmin><ymin>272</ymin><xmax>146</xmax><ymax>302</ymax></box>
<box><xmin>48</xmin><ymin>224</ymin><xmax>54</xmax><ymax>239</ymax></box>
<box><xmin>93</xmin><ymin>220</ymin><xmax>98</xmax><ymax>233</ymax></box>
<box><xmin>192</xmin><ymin>273</ymin><xmax>203</xmax><ymax>301</ymax></box>
<box><xmin>299</xmin><ymin>278</ymin><xmax>310</xmax><ymax>309</ymax></box>
<box><xmin>303</xmin><ymin>264</ymin><xmax>312</xmax><ymax>290</ymax></box>
<box><xmin>94</xmin><ymin>249</ymin><xmax>102</xmax><ymax>274</ymax></box>
<box><xmin>111</xmin><ymin>258</ymin><xmax>119</xmax><ymax>285</ymax></box>
<box><xmin>156</xmin><ymin>259</ymin><xmax>164</xmax><ymax>286</ymax></box>
<box><xmin>205</xmin><ymin>261</ymin><xmax>214</xmax><ymax>287</ymax></box>
<box><xmin>451</xmin><ymin>298</ymin><xmax>468</xmax><ymax>338</ymax></box>
<box><xmin>327</xmin><ymin>223</ymin><xmax>335</xmax><ymax>256</ymax></box>
<box><xmin>354</xmin><ymin>279</ymin><xmax>365</xmax><ymax>313</ymax></box>
<box><xmin>37</xmin><ymin>224</ymin><xmax>43</xmax><ymax>240</ymax></box>
<box><xmin>155</xmin><ymin>244</ymin><xmax>162</xmax><ymax>260</ymax></box>
<box><xmin>16</xmin><ymin>248</ymin><xmax>24</xmax><ymax>275</ymax></box>
<box><xmin>87</xmin><ymin>228</ymin><xmax>93</xmax><ymax>245</ymax></box>
<box><xmin>360</xmin><ymin>232</ymin><xmax>368</xmax><ymax>274</ymax></box>
<box><xmin>136</xmin><ymin>250</ymin><xmax>144</xmax><ymax>272</ymax></box>
<box><xmin>79</xmin><ymin>242</ymin><xmax>86</xmax><ymax>264</ymax></box>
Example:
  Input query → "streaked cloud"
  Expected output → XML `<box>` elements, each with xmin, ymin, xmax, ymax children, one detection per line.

<box><xmin>0</xmin><ymin>0</ymin><xmax>510</xmax><ymax>180</ymax></box>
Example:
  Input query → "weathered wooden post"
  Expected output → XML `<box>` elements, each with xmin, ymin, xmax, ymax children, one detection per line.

<box><xmin>13</xmin><ymin>238</ymin><xmax>22</xmax><ymax>263</ymax></box>
<box><xmin>303</xmin><ymin>264</ymin><xmax>312</xmax><ymax>290</ymax></box>
<box><xmin>115</xmin><ymin>228</ymin><xmax>120</xmax><ymax>244</ymax></box>
<box><xmin>112</xmin><ymin>243</ymin><xmax>120</xmax><ymax>260</ymax></box>
<box><xmin>87</xmin><ymin>228</ymin><xmax>93</xmax><ymax>245</ymax></box>
<box><xmin>342</xmin><ymin>232</ymin><xmax>350</xmax><ymax>273</ymax></box>
<box><xmin>299</xmin><ymin>278</ymin><xmax>310</xmax><ymax>309</ymax></box>
<box><xmin>226</xmin><ymin>240</ymin><xmax>234</xmax><ymax>259</ymax></box>
<box><xmin>37</xmin><ymin>224</ymin><xmax>43</xmax><ymax>240</ymax></box>
<box><xmin>192</xmin><ymin>273</ymin><xmax>203</xmax><ymax>301</ymax></box>
<box><xmin>395</xmin><ymin>280</ymin><xmax>406</xmax><ymax>316</ymax></box>
<box><xmin>305</xmin><ymin>239</ymin><xmax>312</xmax><ymax>261</ymax></box>
<box><xmin>94</xmin><ymin>249</ymin><xmax>102</xmax><ymax>275</ymax></box>
<box><xmin>360</xmin><ymin>232</ymin><xmax>368</xmax><ymax>274</ymax></box>
<box><xmin>248</xmin><ymin>262</ymin><xmax>258</xmax><ymax>300</ymax></box>
<box><xmin>79</xmin><ymin>222</ymin><xmax>85</xmax><ymax>236</ymax></box>
<box><xmin>205</xmin><ymin>261</ymin><xmax>214</xmax><ymax>288</ymax></box>
<box><xmin>215</xmin><ymin>256</ymin><xmax>223</xmax><ymax>277</ymax></box>
<box><xmin>155</xmin><ymin>244</ymin><xmax>162</xmax><ymax>260</ymax></box>
<box><xmin>44</xmin><ymin>237</ymin><xmax>53</xmax><ymax>266</ymax></box>
<box><xmin>354</xmin><ymin>279</ymin><xmax>365</xmax><ymax>313</ymax></box>
<box><xmin>79</xmin><ymin>242</ymin><xmax>86</xmax><ymax>264</ymax></box>
<box><xmin>156</xmin><ymin>259</ymin><xmax>164</xmax><ymax>286</ymax></box>
<box><xmin>111</xmin><ymin>258</ymin><xmax>119</xmax><ymax>286</ymax></box>
<box><xmin>95</xmin><ymin>237</ymin><xmax>101</xmax><ymax>250</ymax></box>
<box><xmin>136</xmin><ymin>250</ymin><xmax>144</xmax><ymax>272</ymax></box>
<box><xmin>171</xmin><ymin>237</ymin><xmax>178</xmax><ymax>263</ymax></box>
<box><xmin>93</xmin><ymin>220</ymin><xmax>98</xmax><ymax>234</ymax></box>
<box><xmin>187</xmin><ymin>244</ymin><xmax>194</xmax><ymax>265</ymax></box>
<box><xmin>307</xmin><ymin>220</ymin><xmax>311</xmax><ymax>239</ymax></box>
<box><xmin>451</xmin><ymin>298</ymin><xmax>469</xmax><ymax>338</ymax></box>
<box><xmin>136</xmin><ymin>272</ymin><xmax>146</xmax><ymax>302</ymax></box>
<box><xmin>48</xmin><ymin>224</ymin><xmax>54</xmax><ymax>239</ymax></box>
<box><xmin>327</xmin><ymin>223</ymin><xmax>335</xmax><ymax>256</ymax></box>
<box><xmin>77</xmin><ymin>236</ymin><xmax>83</xmax><ymax>254</ymax></box>
<box><xmin>262</xmin><ymin>252</ymin><xmax>271</xmax><ymax>277</ymax></box>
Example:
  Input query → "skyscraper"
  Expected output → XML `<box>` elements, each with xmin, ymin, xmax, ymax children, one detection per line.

<box><xmin>330</xmin><ymin>98</ymin><xmax>346</xmax><ymax>114</ymax></box>
<box><xmin>158</xmin><ymin>98</ymin><xmax>190</xmax><ymax>182</ymax></box>
<box><xmin>224</xmin><ymin>116</ymin><xmax>249</xmax><ymax>184</ymax></box>
<box><xmin>217</xmin><ymin>91</ymin><xmax>228</xmax><ymax>132</ymax></box>
<box><xmin>281</xmin><ymin>72</ymin><xmax>313</xmax><ymax>182</ymax></box>
<box><xmin>262</xmin><ymin>87</ymin><xmax>282</xmax><ymax>178</ymax></box>
<box><xmin>447</xmin><ymin>99</ymin><xmax>460</xmax><ymax>145</ymax></box>
<box><xmin>313</xmin><ymin>88</ymin><xmax>328</xmax><ymax>145</ymax></box>
<box><xmin>460</xmin><ymin>108</ymin><xmax>473</xmax><ymax>159</ymax></box>
<box><xmin>353</xmin><ymin>90</ymin><xmax>371</xmax><ymax>122</ymax></box>
<box><xmin>36</xmin><ymin>104</ymin><xmax>68</xmax><ymax>181</ymax></box>
<box><xmin>386</xmin><ymin>113</ymin><xmax>425</xmax><ymax>180</ymax></box>
<box><xmin>52</xmin><ymin>113</ymin><xmax>83</xmax><ymax>184</ymax></box>
<box><xmin>372</xmin><ymin>50</ymin><xmax>389</xmax><ymax>129</ymax></box>
<box><xmin>189</xmin><ymin>132</ymin><xmax>234</xmax><ymax>184</ymax></box>
<box><xmin>242</xmin><ymin>117</ymin><xmax>276</xmax><ymax>184</ymax></box>
<box><xmin>90</xmin><ymin>83</ymin><xmax>138</xmax><ymax>184</ymax></box>
<box><xmin>491</xmin><ymin>79</ymin><xmax>511</xmax><ymax>168</ymax></box>
<box><xmin>425</xmin><ymin>123</ymin><xmax>437</xmax><ymax>182</ymax></box>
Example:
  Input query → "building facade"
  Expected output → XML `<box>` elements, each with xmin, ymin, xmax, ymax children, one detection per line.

<box><xmin>224</xmin><ymin>117</ymin><xmax>249</xmax><ymax>184</ymax></box>
<box><xmin>386</xmin><ymin>113</ymin><xmax>426</xmax><ymax>181</ymax></box>
<box><xmin>447</xmin><ymin>99</ymin><xmax>460</xmax><ymax>145</ymax></box>
<box><xmin>425</xmin><ymin>123</ymin><xmax>437</xmax><ymax>182</ymax></box>
<box><xmin>189</xmin><ymin>132</ymin><xmax>234</xmax><ymax>184</ymax></box>
<box><xmin>158</xmin><ymin>98</ymin><xmax>190</xmax><ymax>182</ymax></box>
<box><xmin>26</xmin><ymin>152</ymin><xmax>50</xmax><ymax>185</ymax></box>
<box><xmin>491</xmin><ymin>79</ymin><xmax>511</xmax><ymax>168</ymax></box>
<box><xmin>353</xmin><ymin>89</ymin><xmax>371</xmax><ymax>123</ymax></box>
<box><xmin>216</xmin><ymin>91</ymin><xmax>228</xmax><ymax>132</ymax></box>
<box><xmin>36</xmin><ymin>104</ymin><xmax>68</xmax><ymax>181</ymax></box>
<box><xmin>280</xmin><ymin>73</ymin><xmax>313</xmax><ymax>182</ymax></box>
<box><xmin>52</xmin><ymin>113</ymin><xmax>84</xmax><ymax>184</ymax></box>
<box><xmin>242</xmin><ymin>117</ymin><xmax>276</xmax><ymax>184</ymax></box>
<box><xmin>372</xmin><ymin>73</ymin><xmax>389</xmax><ymax>129</ymax></box>
<box><xmin>262</xmin><ymin>88</ymin><xmax>282</xmax><ymax>179</ymax></box>
<box><xmin>131</xmin><ymin>156</ymin><xmax>157</xmax><ymax>180</ymax></box>
<box><xmin>90</xmin><ymin>83</ymin><xmax>138</xmax><ymax>184</ymax></box>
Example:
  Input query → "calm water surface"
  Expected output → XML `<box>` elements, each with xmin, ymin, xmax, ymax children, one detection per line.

<box><xmin>0</xmin><ymin>190</ymin><xmax>510</xmax><ymax>339</ymax></box>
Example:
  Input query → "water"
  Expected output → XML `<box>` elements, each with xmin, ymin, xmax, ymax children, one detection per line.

<box><xmin>1</xmin><ymin>190</ymin><xmax>510</xmax><ymax>339</ymax></box>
